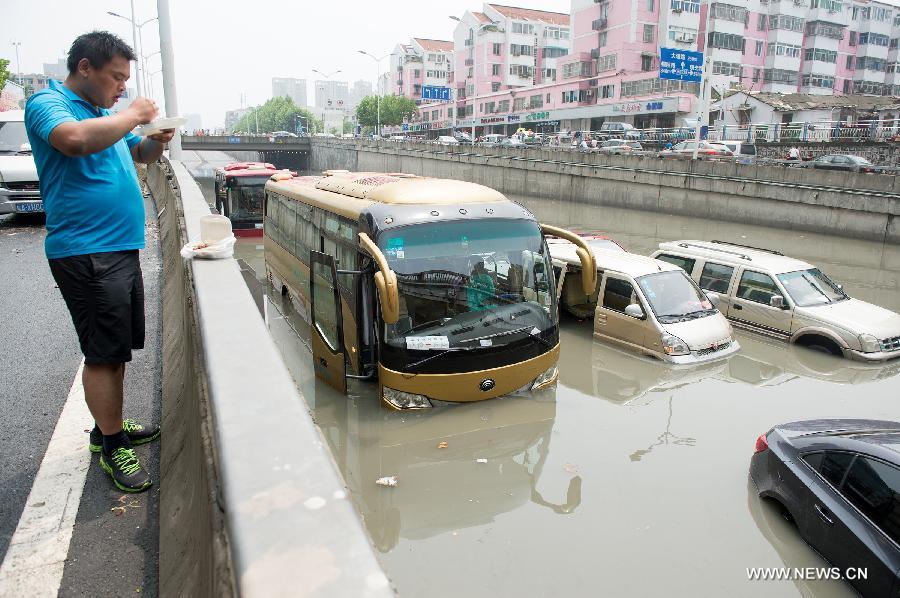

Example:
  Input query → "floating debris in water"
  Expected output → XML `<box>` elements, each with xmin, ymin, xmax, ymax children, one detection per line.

<box><xmin>476</xmin><ymin>458</ymin><xmax>488</xmax><ymax>464</ymax></box>
<box><xmin>437</xmin><ymin>441</ymin><xmax>448</xmax><ymax>449</ymax></box>
<box><xmin>375</xmin><ymin>476</ymin><xmax>398</xmax><ymax>487</ymax></box>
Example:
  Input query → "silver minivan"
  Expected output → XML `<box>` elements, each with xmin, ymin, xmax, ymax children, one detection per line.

<box><xmin>550</xmin><ymin>241</ymin><xmax>739</xmax><ymax>364</ymax></box>
<box><xmin>652</xmin><ymin>240</ymin><xmax>900</xmax><ymax>361</ymax></box>
<box><xmin>0</xmin><ymin>110</ymin><xmax>42</xmax><ymax>215</ymax></box>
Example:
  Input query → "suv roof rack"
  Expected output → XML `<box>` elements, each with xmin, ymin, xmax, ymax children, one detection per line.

<box><xmin>676</xmin><ymin>242</ymin><xmax>752</xmax><ymax>261</ymax></box>
<box><xmin>711</xmin><ymin>240</ymin><xmax>784</xmax><ymax>256</ymax></box>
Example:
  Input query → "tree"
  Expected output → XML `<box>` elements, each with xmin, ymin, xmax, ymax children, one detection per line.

<box><xmin>233</xmin><ymin>96</ymin><xmax>322</xmax><ymax>134</ymax></box>
<box><xmin>355</xmin><ymin>94</ymin><xmax>419</xmax><ymax>128</ymax></box>
<box><xmin>0</xmin><ymin>59</ymin><xmax>10</xmax><ymax>94</ymax></box>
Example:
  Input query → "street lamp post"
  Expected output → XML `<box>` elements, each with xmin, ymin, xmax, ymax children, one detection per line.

<box><xmin>449</xmin><ymin>15</ymin><xmax>498</xmax><ymax>143</ymax></box>
<box><xmin>10</xmin><ymin>42</ymin><xmax>21</xmax><ymax>85</ymax></box>
<box><xmin>358</xmin><ymin>50</ymin><xmax>393</xmax><ymax>138</ymax></box>
<box><xmin>692</xmin><ymin>0</ymin><xmax>712</xmax><ymax>160</ymax></box>
<box><xmin>141</xmin><ymin>50</ymin><xmax>161</xmax><ymax>98</ymax></box>
<box><xmin>312</xmin><ymin>69</ymin><xmax>343</xmax><ymax>135</ymax></box>
<box><xmin>107</xmin><ymin>9</ymin><xmax>158</xmax><ymax>98</ymax></box>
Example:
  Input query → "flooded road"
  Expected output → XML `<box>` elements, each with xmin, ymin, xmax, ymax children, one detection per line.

<box><xmin>190</xmin><ymin>160</ymin><xmax>900</xmax><ymax>597</ymax></box>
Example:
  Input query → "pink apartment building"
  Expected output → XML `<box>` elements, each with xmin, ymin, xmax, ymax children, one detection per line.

<box><xmin>389</xmin><ymin>38</ymin><xmax>455</xmax><ymax>105</ymax></box>
<box><xmin>401</xmin><ymin>0</ymin><xmax>900</xmax><ymax>137</ymax></box>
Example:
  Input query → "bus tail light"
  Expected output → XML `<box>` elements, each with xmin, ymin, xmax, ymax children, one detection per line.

<box><xmin>531</xmin><ymin>365</ymin><xmax>559</xmax><ymax>390</ymax></box>
<box><xmin>382</xmin><ymin>387</ymin><xmax>433</xmax><ymax>410</ymax></box>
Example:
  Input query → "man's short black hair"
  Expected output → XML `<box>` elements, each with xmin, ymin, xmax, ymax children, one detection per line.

<box><xmin>67</xmin><ymin>31</ymin><xmax>135</xmax><ymax>74</ymax></box>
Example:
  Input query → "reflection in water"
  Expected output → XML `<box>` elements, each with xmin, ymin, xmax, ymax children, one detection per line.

<box><xmin>747</xmin><ymin>478</ymin><xmax>856</xmax><ymax>598</ymax></box>
<box><xmin>266</xmin><ymin>286</ymin><xmax>581</xmax><ymax>555</ymax></box>
<box><xmin>628</xmin><ymin>398</ymin><xmax>696</xmax><ymax>462</ymax></box>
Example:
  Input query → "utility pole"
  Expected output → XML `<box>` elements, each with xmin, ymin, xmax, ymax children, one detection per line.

<box><xmin>11</xmin><ymin>42</ymin><xmax>21</xmax><ymax>84</ymax></box>
<box><xmin>129</xmin><ymin>0</ymin><xmax>143</xmax><ymax>97</ymax></box>
<box><xmin>157</xmin><ymin>0</ymin><xmax>181</xmax><ymax>159</ymax></box>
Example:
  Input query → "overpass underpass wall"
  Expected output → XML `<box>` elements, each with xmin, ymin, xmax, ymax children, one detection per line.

<box><xmin>309</xmin><ymin>140</ymin><xmax>900</xmax><ymax>244</ymax></box>
<box><xmin>147</xmin><ymin>158</ymin><xmax>392</xmax><ymax>598</ymax></box>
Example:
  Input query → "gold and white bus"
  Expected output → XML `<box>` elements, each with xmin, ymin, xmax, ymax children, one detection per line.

<box><xmin>263</xmin><ymin>171</ymin><xmax>596</xmax><ymax>409</ymax></box>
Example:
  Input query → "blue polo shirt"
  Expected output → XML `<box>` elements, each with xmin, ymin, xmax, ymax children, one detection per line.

<box><xmin>25</xmin><ymin>80</ymin><xmax>144</xmax><ymax>259</ymax></box>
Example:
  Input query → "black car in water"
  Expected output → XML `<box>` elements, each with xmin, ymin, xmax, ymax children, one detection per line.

<box><xmin>750</xmin><ymin>419</ymin><xmax>900</xmax><ymax>597</ymax></box>
<box><xmin>801</xmin><ymin>154</ymin><xmax>878</xmax><ymax>173</ymax></box>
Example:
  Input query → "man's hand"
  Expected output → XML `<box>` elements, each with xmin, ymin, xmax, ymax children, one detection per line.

<box><xmin>148</xmin><ymin>129</ymin><xmax>175</xmax><ymax>143</ymax></box>
<box><xmin>126</xmin><ymin>97</ymin><xmax>159</xmax><ymax>126</ymax></box>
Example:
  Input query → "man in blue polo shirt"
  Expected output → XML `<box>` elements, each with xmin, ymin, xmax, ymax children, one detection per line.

<box><xmin>25</xmin><ymin>31</ymin><xmax>174</xmax><ymax>493</ymax></box>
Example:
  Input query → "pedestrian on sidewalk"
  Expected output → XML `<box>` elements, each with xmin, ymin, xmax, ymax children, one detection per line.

<box><xmin>24</xmin><ymin>31</ymin><xmax>171</xmax><ymax>493</ymax></box>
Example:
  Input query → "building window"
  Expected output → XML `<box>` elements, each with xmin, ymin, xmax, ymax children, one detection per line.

<box><xmin>511</xmin><ymin>22</ymin><xmax>535</xmax><ymax>35</ymax></box>
<box><xmin>492</xmin><ymin>43</ymin><xmax>502</xmax><ymax>56</ymax></box>
<box><xmin>562</xmin><ymin>90</ymin><xmax>578</xmax><ymax>103</ymax></box>
<box><xmin>598</xmin><ymin>31</ymin><xmax>608</xmax><ymax>47</ymax></box>
<box><xmin>752</xmin><ymin>68</ymin><xmax>760</xmax><ymax>82</ymax></box>
<box><xmin>643</xmin><ymin>24</ymin><xmax>655</xmax><ymax>43</ymax></box>
<box><xmin>647</xmin><ymin>0</ymin><xmax>655</xmax><ymax>11</ymax></box>
<box><xmin>497</xmin><ymin>100</ymin><xmax>509</xmax><ymax>112</ymax></box>
<box><xmin>767</xmin><ymin>43</ymin><xmax>802</xmax><ymax>58</ymax></box>
<box><xmin>414</xmin><ymin>69</ymin><xmax>420</xmax><ymax>77</ymax></box>
<box><xmin>849</xmin><ymin>31</ymin><xmax>857</xmax><ymax>46</ymax></box>
<box><xmin>671</xmin><ymin>0</ymin><xmax>700</xmax><ymax>13</ymax></box>
<box><xmin>801</xmin><ymin>74</ymin><xmax>835</xmax><ymax>88</ymax></box>
<box><xmin>541</xmin><ymin>47</ymin><xmax>568</xmax><ymax>59</ymax></box>
<box><xmin>858</xmin><ymin>32</ymin><xmax>890</xmax><ymax>46</ymax></box>
<box><xmin>509</xmin><ymin>64</ymin><xmax>534</xmax><ymax>78</ymax></box>
<box><xmin>542</xmin><ymin>68</ymin><xmax>557</xmax><ymax>81</ymax></box>
<box><xmin>510</xmin><ymin>44</ymin><xmax>534</xmax><ymax>56</ymax></box>
<box><xmin>846</xmin><ymin>55</ymin><xmax>854</xmax><ymax>69</ymax></box>
<box><xmin>529</xmin><ymin>94</ymin><xmax>543</xmax><ymax>108</ymax></box>
<box><xmin>468</xmin><ymin>67</ymin><xmax>473</xmax><ymax>77</ymax></box>
<box><xmin>755</xmin><ymin>40</ymin><xmax>763</xmax><ymax>56</ymax></box>
<box><xmin>491</xmin><ymin>82</ymin><xmax>501</xmax><ymax>92</ymax></box>
<box><xmin>843</xmin><ymin>79</ymin><xmax>851</xmax><ymax>93</ymax></box>
<box><xmin>599</xmin><ymin>84</ymin><xmax>615</xmax><ymax>98</ymax></box>
<box><xmin>856</xmin><ymin>56</ymin><xmax>886</xmax><ymax>72</ymax></box>
<box><xmin>712</xmin><ymin>61</ymin><xmax>742</xmax><ymax>76</ymax></box>
<box><xmin>853</xmin><ymin>80</ymin><xmax>884</xmax><ymax>94</ymax></box>
<box><xmin>620</xmin><ymin>77</ymin><xmax>699</xmax><ymax>97</ymax></box>
<box><xmin>711</xmin><ymin>3</ymin><xmax>748</xmax><ymax>23</ymax></box>
<box><xmin>757</xmin><ymin>14</ymin><xmax>766</xmax><ymax>31</ymax></box>
<box><xmin>492</xmin><ymin>64</ymin><xmax>501</xmax><ymax>76</ymax></box>
<box><xmin>803</xmin><ymin>48</ymin><xmax>837</xmax><ymax>63</ymax></box>
<box><xmin>768</xmin><ymin>15</ymin><xmax>803</xmax><ymax>32</ymax></box>
<box><xmin>596</xmin><ymin>54</ymin><xmax>617</xmax><ymax>72</ymax></box>
<box><xmin>707</xmin><ymin>32</ymin><xmax>745</xmax><ymax>52</ymax></box>
<box><xmin>546</xmin><ymin>93</ymin><xmax>551</xmax><ymax>103</ymax></box>
<box><xmin>447</xmin><ymin>107</ymin><xmax>454</xmax><ymax>118</ymax></box>
<box><xmin>641</xmin><ymin>55</ymin><xmax>653</xmax><ymax>71</ymax></box>
<box><xmin>513</xmin><ymin>97</ymin><xmax>526</xmax><ymax>111</ymax></box>
<box><xmin>668</xmin><ymin>26</ymin><xmax>698</xmax><ymax>43</ymax></box>
<box><xmin>805</xmin><ymin>21</ymin><xmax>845</xmax><ymax>40</ymax></box>
<box><xmin>762</xmin><ymin>68</ymin><xmax>798</xmax><ymax>84</ymax></box>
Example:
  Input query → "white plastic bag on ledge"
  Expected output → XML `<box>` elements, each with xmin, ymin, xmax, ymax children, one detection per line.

<box><xmin>180</xmin><ymin>214</ymin><xmax>236</xmax><ymax>259</ymax></box>
<box><xmin>180</xmin><ymin>234</ymin><xmax>236</xmax><ymax>259</ymax></box>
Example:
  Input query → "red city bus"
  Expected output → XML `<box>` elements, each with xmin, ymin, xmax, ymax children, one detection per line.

<box><xmin>214</xmin><ymin>162</ymin><xmax>294</xmax><ymax>236</ymax></box>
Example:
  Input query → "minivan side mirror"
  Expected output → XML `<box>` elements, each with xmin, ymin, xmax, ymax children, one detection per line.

<box><xmin>624</xmin><ymin>303</ymin><xmax>645</xmax><ymax>319</ymax></box>
<box><xmin>769</xmin><ymin>295</ymin><xmax>785</xmax><ymax>309</ymax></box>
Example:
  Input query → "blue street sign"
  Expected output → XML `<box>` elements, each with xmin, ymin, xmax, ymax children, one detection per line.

<box><xmin>402</xmin><ymin>122</ymin><xmax>409</xmax><ymax>132</ymax></box>
<box><xmin>421</xmin><ymin>85</ymin><xmax>452</xmax><ymax>101</ymax></box>
<box><xmin>659</xmin><ymin>47</ymin><xmax>703</xmax><ymax>82</ymax></box>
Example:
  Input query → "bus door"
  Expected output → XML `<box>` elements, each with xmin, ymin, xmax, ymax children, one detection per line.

<box><xmin>309</xmin><ymin>251</ymin><xmax>347</xmax><ymax>393</ymax></box>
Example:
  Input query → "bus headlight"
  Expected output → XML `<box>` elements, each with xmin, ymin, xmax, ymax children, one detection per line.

<box><xmin>661</xmin><ymin>333</ymin><xmax>690</xmax><ymax>356</ymax></box>
<box><xmin>382</xmin><ymin>387</ymin><xmax>433</xmax><ymax>410</ymax></box>
<box><xmin>858</xmin><ymin>333</ymin><xmax>880</xmax><ymax>353</ymax></box>
<box><xmin>531</xmin><ymin>365</ymin><xmax>559</xmax><ymax>390</ymax></box>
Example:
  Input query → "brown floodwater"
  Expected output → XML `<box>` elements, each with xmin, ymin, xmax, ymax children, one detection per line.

<box><xmin>199</xmin><ymin>157</ymin><xmax>900</xmax><ymax>597</ymax></box>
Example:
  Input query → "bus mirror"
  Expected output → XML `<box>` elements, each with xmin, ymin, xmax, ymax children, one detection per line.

<box><xmin>540</xmin><ymin>224</ymin><xmax>597</xmax><ymax>295</ymax></box>
<box><xmin>358</xmin><ymin>233</ymin><xmax>400</xmax><ymax>324</ymax></box>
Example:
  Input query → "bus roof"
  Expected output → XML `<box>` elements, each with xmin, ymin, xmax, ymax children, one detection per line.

<box><xmin>266</xmin><ymin>172</ymin><xmax>509</xmax><ymax>220</ymax></box>
<box><xmin>217</xmin><ymin>162</ymin><xmax>279</xmax><ymax>178</ymax></box>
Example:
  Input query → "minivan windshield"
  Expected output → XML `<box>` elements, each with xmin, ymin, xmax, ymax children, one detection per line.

<box><xmin>0</xmin><ymin>121</ymin><xmax>30</xmax><ymax>155</ymax></box>
<box><xmin>637</xmin><ymin>270</ymin><xmax>715</xmax><ymax>323</ymax></box>
<box><xmin>777</xmin><ymin>268</ymin><xmax>848</xmax><ymax>307</ymax></box>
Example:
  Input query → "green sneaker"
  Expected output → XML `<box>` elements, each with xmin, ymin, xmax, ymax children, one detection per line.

<box><xmin>99</xmin><ymin>447</ymin><xmax>152</xmax><ymax>493</ymax></box>
<box><xmin>88</xmin><ymin>419</ymin><xmax>161</xmax><ymax>453</ymax></box>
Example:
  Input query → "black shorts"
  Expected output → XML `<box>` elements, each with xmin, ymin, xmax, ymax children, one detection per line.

<box><xmin>49</xmin><ymin>250</ymin><xmax>145</xmax><ymax>365</ymax></box>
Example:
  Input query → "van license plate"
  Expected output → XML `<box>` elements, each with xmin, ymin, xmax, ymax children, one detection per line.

<box><xmin>15</xmin><ymin>202</ymin><xmax>43</xmax><ymax>213</ymax></box>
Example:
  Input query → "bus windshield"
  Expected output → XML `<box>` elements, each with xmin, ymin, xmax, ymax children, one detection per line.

<box><xmin>227</xmin><ymin>176</ymin><xmax>269</xmax><ymax>221</ymax></box>
<box><xmin>379</xmin><ymin>219</ymin><xmax>557</xmax><ymax>353</ymax></box>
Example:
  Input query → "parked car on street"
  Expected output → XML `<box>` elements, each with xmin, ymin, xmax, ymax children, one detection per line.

<box><xmin>271</xmin><ymin>130</ymin><xmax>298</xmax><ymax>138</ymax></box>
<box><xmin>720</xmin><ymin>141</ymin><xmax>757</xmax><ymax>164</ymax></box>
<box><xmin>652</xmin><ymin>240</ymin><xmax>900</xmax><ymax>361</ymax></box>
<box><xmin>435</xmin><ymin>135</ymin><xmax>460</xmax><ymax>145</ymax></box>
<box><xmin>597</xmin><ymin>121</ymin><xmax>640</xmax><ymax>141</ymax></box>
<box><xmin>479</xmin><ymin>134</ymin><xmax>506</xmax><ymax>147</ymax></box>
<box><xmin>499</xmin><ymin>137</ymin><xmax>526</xmax><ymax>148</ymax></box>
<box><xmin>549</xmin><ymin>242</ymin><xmax>740</xmax><ymax>363</ymax></box>
<box><xmin>657</xmin><ymin>141</ymin><xmax>733</xmax><ymax>158</ymax></box>
<box><xmin>388</xmin><ymin>135</ymin><xmax>408</xmax><ymax>142</ymax></box>
<box><xmin>750</xmin><ymin>419</ymin><xmax>900</xmax><ymax>598</ymax></box>
<box><xmin>452</xmin><ymin>131</ymin><xmax>474</xmax><ymax>145</ymax></box>
<box><xmin>0</xmin><ymin>110</ymin><xmax>43</xmax><ymax>216</ymax></box>
<box><xmin>799</xmin><ymin>154</ymin><xmax>878</xmax><ymax>173</ymax></box>
<box><xmin>596</xmin><ymin>139</ymin><xmax>643</xmax><ymax>155</ymax></box>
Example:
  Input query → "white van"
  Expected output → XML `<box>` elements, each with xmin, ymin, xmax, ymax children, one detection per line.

<box><xmin>652</xmin><ymin>240</ymin><xmax>900</xmax><ymax>361</ymax></box>
<box><xmin>550</xmin><ymin>242</ymin><xmax>739</xmax><ymax>364</ymax></box>
<box><xmin>0</xmin><ymin>110</ymin><xmax>42</xmax><ymax>214</ymax></box>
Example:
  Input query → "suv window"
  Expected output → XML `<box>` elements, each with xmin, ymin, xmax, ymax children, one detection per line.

<box><xmin>807</xmin><ymin>451</ymin><xmax>855</xmax><ymax>487</ymax></box>
<box><xmin>602</xmin><ymin>277</ymin><xmax>638</xmax><ymax>313</ymax></box>
<box><xmin>699</xmin><ymin>262</ymin><xmax>734</xmax><ymax>293</ymax></box>
<box><xmin>841</xmin><ymin>456</ymin><xmax>900</xmax><ymax>545</ymax></box>
<box><xmin>741</xmin><ymin>144</ymin><xmax>757</xmax><ymax>156</ymax></box>
<box><xmin>656</xmin><ymin>254</ymin><xmax>695</xmax><ymax>274</ymax></box>
<box><xmin>737</xmin><ymin>270</ymin><xmax>780</xmax><ymax>305</ymax></box>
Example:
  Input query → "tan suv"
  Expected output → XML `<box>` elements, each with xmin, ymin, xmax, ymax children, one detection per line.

<box><xmin>652</xmin><ymin>240</ymin><xmax>900</xmax><ymax>361</ymax></box>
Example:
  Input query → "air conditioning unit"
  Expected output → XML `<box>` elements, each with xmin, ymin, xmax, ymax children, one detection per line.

<box><xmin>673</xmin><ymin>7</ymin><xmax>683</xmax><ymax>13</ymax></box>
<box><xmin>676</xmin><ymin>33</ymin><xmax>697</xmax><ymax>42</ymax></box>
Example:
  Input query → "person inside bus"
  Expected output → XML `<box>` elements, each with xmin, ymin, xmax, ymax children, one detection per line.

<box><xmin>467</xmin><ymin>260</ymin><xmax>496</xmax><ymax>311</ymax></box>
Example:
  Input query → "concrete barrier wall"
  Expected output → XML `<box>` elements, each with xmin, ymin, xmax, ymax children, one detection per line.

<box><xmin>309</xmin><ymin>140</ymin><xmax>900</xmax><ymax>243</ymax></box>
<box><xmin>148</xmin><ymin>159</ymin><xmax>392</xmax><ymax>598</ymax></box>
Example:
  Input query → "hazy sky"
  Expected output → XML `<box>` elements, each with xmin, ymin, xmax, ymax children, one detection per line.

<box><xmin>2</xmin><ymin>0</ymin><xmax>570</xmax><ymax>127</ymax></box>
